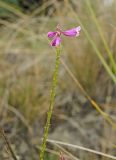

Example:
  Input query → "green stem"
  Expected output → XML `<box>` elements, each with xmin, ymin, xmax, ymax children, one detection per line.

<box><xmin>39</xmin><ymin>47</ymin><xmax>61</xmax><ymax>160</ymax></box>
<box><xmin>67</xmin><ymin>2</ymin><xmax>116</xmax><ymax>84</ymax></box>
<box><xmin>86</xmin><ymin>0</ymin><xmax>116</xmax><ymax>74</ymax></box>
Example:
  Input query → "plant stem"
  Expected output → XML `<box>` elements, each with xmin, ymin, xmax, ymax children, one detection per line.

<box><xmin>86</xmin><ymin>0</ymin><xmax>116</xmax><ymax>74</ymax></box>
<box><xmin>61</xmin><ymin>59</ymin><xmax>116</xmax><ymax>129</ymax></box>
<box><xmin>66</xmin><ymin>0</ymin><xmax>116</xmax><ymax>84</ymax></box>
<box><xmin>39</xmin><ymin>47</ymin><xmax>61</xmax><ymax>160</ymax></box>
<box><xmin>0</xmin><ymin>128</ymin><xmax>18</xmax><ymax>160</ymax></box>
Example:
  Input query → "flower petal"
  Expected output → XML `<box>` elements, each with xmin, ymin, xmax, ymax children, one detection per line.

<box><xmin>75</xmin><ymin>26</ymin><xmax>81</xmax><ymax>37</ymax></box>
<box><xmin>62</xmin><ymin>26</ymin><xmax>81</xmax><ymax>37</ymax></box>
<box><xmin>47</xmin><ymin>31</ymin><xmax>57</xmax><ymax>38</ymax></box>
<box><xmin>51</xmin><ymin>36</ymin><xmax>61</xmax><ymax>46</ymax></box>
<box><xmin>76</xmin><ymin>26</ymin><xmax>81</xmax><ymax>32</ymax></box>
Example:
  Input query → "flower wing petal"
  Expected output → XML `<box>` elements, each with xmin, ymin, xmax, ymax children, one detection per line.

<box><xmin>47</xmin><ymin>31</ymin><xmax>57</xmax><ymax>38</ymax></box>
<box><xmin>62</xmin><ymin>26</ymin><xmax>81</xmax><ymax>37</ymax></box>
<box><xmin>76</xmin><ymin>26</ymin><xmax>81</xmax><ymax>32</ymax></box>
<box><xmin>51</xmin><ymin>36</ymin><xmax>61</xmax><ymax>46</ymax></box>
<box><xmin>75</xmin><ymin>26</ymin><xmax>81</xmax><ymax>37</ymax></box>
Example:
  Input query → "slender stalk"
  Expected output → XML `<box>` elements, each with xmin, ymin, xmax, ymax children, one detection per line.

<box><xmin>46</xmin><ymin>139</ymin><xmax>116</xmax><ymax>160</ymax></box>
<box><xmin>39</xmin><ymin>47</ymin><xmax>61</xmax><ymax>160</ymax></box>
<box><xmin>61</xmin><ymin>59</ymin><xmax>116</xmax><ymax>129</ymax></box>
<box><xmin>86</xmin><ymin>0</ymin><xmax>116</xmax><ymax>74</ymax></box>
<box><xmin>0</xmin><ymin>128</ymin><xmax>18</xmax><ymax>160</ymax></box>
<box><xmin>66</xmin><ymin>0</ymin><xmax>116</xmax><ymax>84</ymax></box>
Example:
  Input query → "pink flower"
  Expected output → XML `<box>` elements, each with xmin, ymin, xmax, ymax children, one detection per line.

<box><xmin>47</xmin><ymin>24</ymin><xmax>81</xmax><ymax>47</ymax></box>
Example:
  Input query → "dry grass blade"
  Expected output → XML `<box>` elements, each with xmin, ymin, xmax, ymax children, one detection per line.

<box><xmin>0</xmin><ymin>1</ymin><xmax>25</xmax><ymax>18</ymax></box>
<box><xmin>4</xmin><ymin>103</ymin><xmax>33</xmax><ymax>135</ymax></box>
<box><xmin>46</xmin><ymin>139</ymin><xmax>116</xmax><ymax>160</ymax></box>
<box><xmin>0</xmin><ymin>128</ymin><xmax>18</xmax><ymax>160</ymax></box>
<box><xmin>86</xmin><ymin>0</ymin><xmax>116</xmax><ymax>73</ymax></box>
<box><xmin>60</xmin><ymin>58</ymin><xmax>116</xmax><ymax>129</ymax></box>
<box><xmin>54</xmin><ymin>144</ymin><xmax>80</xmax><ymax>160</ymax></box>
<box><xmin>66</xmin><ymin>0</ymin><xmax>116</xmax><ymax>83</ymax></box>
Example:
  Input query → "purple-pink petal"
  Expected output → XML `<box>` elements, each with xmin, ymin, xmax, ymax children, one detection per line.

<box><xmin>51</xmin><ymin>36</ymin><xmax>61</xmax><ymax>46</ymax></box>
<box><xmin>62</xmin><ymin>26</ymin><xmax>81</xmax><ymax>37</ymax></box>
<box><xmin>76</xmin><ymin>26</ymin><xmax>81</xmax><ymax>32</ymax></box>
<box><xmin>47</xmin><ymin>31</ymin><xmax>57</xmax><ymax>38</ymax></box>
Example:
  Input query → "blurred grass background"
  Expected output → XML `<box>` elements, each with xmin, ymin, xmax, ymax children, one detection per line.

<box><xmin>0</xmin><ymin>0</ymin><xmax>116</xmax><ymax>160</ymax></box>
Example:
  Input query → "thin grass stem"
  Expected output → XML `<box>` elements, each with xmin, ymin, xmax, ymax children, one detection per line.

<box><xmin>86</xmin><ymin>0</ymin><xmax>116</xmax><ymax>73</ymax></box>
<box><xmin>0</xmin><ymin>128</ymin><xmax>18</xmax><ymax>160</ymax></box>
<box><xmin>46</xmin><ymin>139</ymin><xmax>116</xmax><ymax>160</ymax></box>
<box><xmin>61</xmin><ymin>59</ymin><xmax>116</xmax><ymax>129</ymax></box>
<box><xmin>66</xmin><ymin>0</ymin><xmax>116</xmax><ymax>84</ymax></box>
